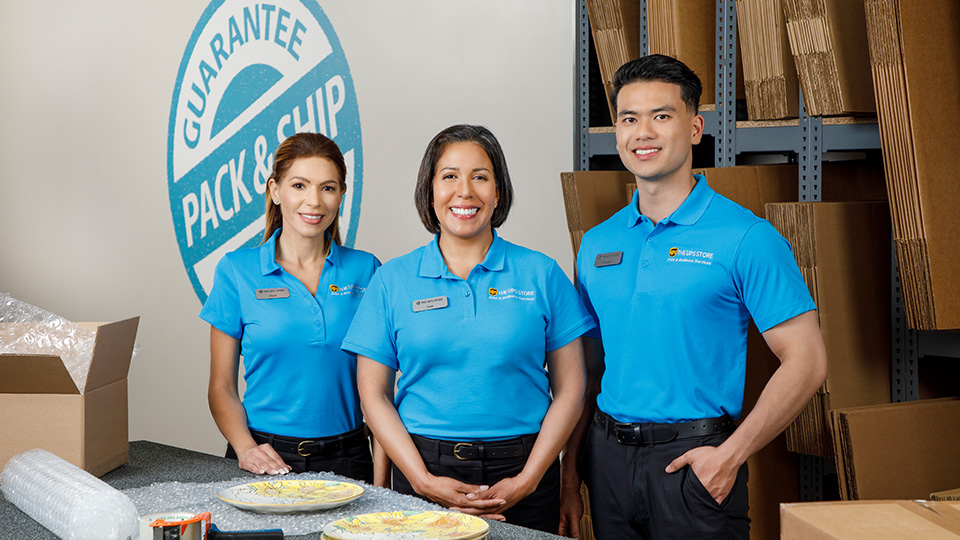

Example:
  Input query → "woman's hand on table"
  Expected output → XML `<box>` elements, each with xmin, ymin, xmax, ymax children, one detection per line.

<box><xmin>414</xmin><ymin>473</ymin><xmax>505</xmax><ymax>515</ymax></box>
<box><xmin>237</xmin><ymin>443</ymin><xmax>291</xmax><ymax>475</ymax></box>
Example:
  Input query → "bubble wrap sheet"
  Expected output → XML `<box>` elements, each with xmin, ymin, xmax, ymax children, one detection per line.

<box><xmin>0</xmin><ymin>292</ymin><xmax>96</xmax><ymax>393</ymax></box>
<box><xmin>122</xmin><ymin>472</ymin><xmax>442</xmax><ymax>536</ymax></box>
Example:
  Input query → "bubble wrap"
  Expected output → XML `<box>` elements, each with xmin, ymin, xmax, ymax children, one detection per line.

<box><xmin>123</xmin><ymin>472</ymin><xmax>442</xmax><ymax>536</ymax></box>
<box><xmin>1</xmin><ymin>449</ymin><xmax>139</xmax><ymax>540</ymax></box>
<box><xmin>0</xmin><ymin>292</ymin><xmax>96</xmax><ymax>393</ymax></box>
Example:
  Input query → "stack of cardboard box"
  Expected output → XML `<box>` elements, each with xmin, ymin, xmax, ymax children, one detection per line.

<box><xmin>735</xmin><ymin>0</ymin><xmax>799</xmax><ymax>119</ymax></box>
<box><xmin>766</xmin><ymin>200</ymin><xmax>891</xmax><ymax>457</ymax></box>
<box><xmin>584</xmin><ymin>0</ymin><xmax>641</xmax><ymax>123</ymax></box>
<box><xmin>782</xmin><ymin>0</ymin><xmax>875</xmax><ymax>116</ymax></box>
<box><xmin>781</xmin><ymin>499</ymin><xmax>960</xmax><ymax>538</ymax></box>
<box><xmin>831</xmin><ymin>398</ymin><xmax>960</xmax><ymax>500</ymax></box>
<box><xmin>647</xmin><ymin>0</ymin><xmax>720</xmax><ymax>107</ymax></box>
<box><xmin>863</xmin><ymin>0</ymin><xmax>960</xmax><ymax>330</ymax></box>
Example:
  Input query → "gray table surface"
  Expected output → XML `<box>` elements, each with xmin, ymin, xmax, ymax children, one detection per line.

<box><xmin>0</xmin><ymin>441</ymin><xmax>566</xmax><ymax>540</ymax></box>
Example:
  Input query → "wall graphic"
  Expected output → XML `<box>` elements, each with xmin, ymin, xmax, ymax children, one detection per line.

<box><xmin>168</xmin><ymin>0</ymin><xmax>363</xmax><ymax>303</ymax></box>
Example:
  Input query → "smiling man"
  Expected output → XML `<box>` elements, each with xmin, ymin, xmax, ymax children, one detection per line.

<box><xmin>558</xmin><ymin>55</ymin><xmax>828</xmax><ymax>540</ymax></box>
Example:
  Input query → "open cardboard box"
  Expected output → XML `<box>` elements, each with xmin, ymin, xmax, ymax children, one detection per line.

<box><xmin>0</xmin><ymin>317</ymin><xmax>139</xmax><ymax>476</ymax></box>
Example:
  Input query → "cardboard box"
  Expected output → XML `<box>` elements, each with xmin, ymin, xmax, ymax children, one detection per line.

<box><xmin>0</xmin><ymin>317</ymin><xmax>139</xmax><ymax>476</ymax></box>
<box><xmin>831</xmin><ymin>398</ymin><xmax>960</xmax><ymax>500</ymax></box>
<box><xmin>781</xmin><ymin>500</ymin><xmax>960</xmax><ymax>539</ymax></box>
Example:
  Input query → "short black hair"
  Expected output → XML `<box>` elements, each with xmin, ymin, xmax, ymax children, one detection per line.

<box><xmin>414</xmin><ymin>124</ymin><xmax>514</xmax><ymax>234</ymax></box>
<box><xmin>610</xmin><ymin>54</ymin><xmax>703</xmax><ymax>114</ymax></box>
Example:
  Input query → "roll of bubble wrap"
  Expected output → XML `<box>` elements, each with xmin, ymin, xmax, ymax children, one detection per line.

<box><xmin>1</xmin><ymin>449</ymin><xmax>138</xmax><ymax>540</ymax></box>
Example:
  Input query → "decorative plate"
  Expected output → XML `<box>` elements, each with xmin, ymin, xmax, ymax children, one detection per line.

<box><xmin>217</xmin><ymin>479</ymin><xmax>364</xmax><ymax>513</ymax></box>
<box><xmin>322</xmin><ymin>510</ymin><xmax>489</xmax><ymax>540</ymax></box>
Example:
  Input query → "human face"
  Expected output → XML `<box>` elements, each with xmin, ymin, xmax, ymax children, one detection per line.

<box><xmin>615</xmin><ymin>80</ymin><xmax>704</xmax><ymax>185</ymax></box>
<box><xmin>268</xmin><ymin>156</ymin><xmax>343</xmax><ymax>242</ymax></box>
<box><xmin>432</xmin><ymin>142</ymin><xmax>498</xmax><ymax>244</ymax></box>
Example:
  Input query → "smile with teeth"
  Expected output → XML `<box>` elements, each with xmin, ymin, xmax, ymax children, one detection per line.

<box><xmin>300</xmin><ymin>213</ymin><xmax>324</xmax><ymax>223</ymax></box>
<box><xmin>634</xmin><ymin>148</ymin><xmax>660</xmax><ymax>156</ymax></box>
<box><xmin>451</xmin><ymin>207</ymin><xmax>479</xmax><ymax>217</ymax></box>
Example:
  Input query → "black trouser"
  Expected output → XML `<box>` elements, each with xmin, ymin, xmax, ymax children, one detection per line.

<box><xmin>392</xmin><ymin>433</ymin><xmax>561</xmax><ymax>534</ymax></box>
<box><xmin>226</xmin><ymin>425</ymin><xmax>373</xmax><ymax>484</ymax></box>
<box><xmin>583</xmin><ymin>413</ymin><xmax>750</xmax><ymax>540</ymax></box>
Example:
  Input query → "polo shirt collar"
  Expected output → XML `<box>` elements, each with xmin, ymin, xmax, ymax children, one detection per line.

<box><xmin>419</xmin><ymin>230</ymin><xmax>506</xmax><ymax>278</ymax></box>
<box><xmin>258</xmin><ymin>228</ymin><xmax>339</xmax><ymax>275</ymax></box>
<box><xmin>625</xmin><ymin>174</ymin><xmax>715</xmax><ymax>228</ymax></box>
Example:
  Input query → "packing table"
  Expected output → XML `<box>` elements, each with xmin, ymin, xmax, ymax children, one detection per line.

<box><xmin>0</xmin><ymin>440</ymin><xmax>565</xmax><ymax>540</ymax></box>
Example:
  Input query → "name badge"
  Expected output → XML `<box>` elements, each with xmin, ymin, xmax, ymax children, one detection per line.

<box><xmin>594</xmin><ymin>251</ymin><xmax>623</xmax><ymax>267</ymax></box>
<box><xmin>412</xmin><ymin>296</ymin><xmax>448</xmax><ymax>312</ymax></box>
<box><xmin>255</xmin><ymin>287</ymin><xmax>290</xmax><ymax>300</ymax></box>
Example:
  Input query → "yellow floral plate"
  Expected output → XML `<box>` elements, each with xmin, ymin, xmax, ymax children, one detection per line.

<box><xmin>217</xmin><ymin>479</ymin><xmax>364</xmax><ymax>513</ymax></box>
<box><xmin>321</xmin><ymin>510</ymin><xmax>488</xmax><ymax>540</ymax></box>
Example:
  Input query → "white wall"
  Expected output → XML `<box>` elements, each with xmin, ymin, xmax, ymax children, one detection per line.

<box><xmin>0</xmin><ymin>1</ymin><xmax>576</xmax><ymax>455</ymax></box>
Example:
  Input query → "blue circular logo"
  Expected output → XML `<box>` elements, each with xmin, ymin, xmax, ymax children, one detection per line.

<box><xmin>168</xmin><ymin>0</ymin><xmax>362</xmax><ymax>303</ymax></box>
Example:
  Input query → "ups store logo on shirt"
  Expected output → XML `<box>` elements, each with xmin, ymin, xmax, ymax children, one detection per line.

<box><xmin>330</xmin><ymin>284</ymin><xmax>365</xmax><ymax>297</ymax></box>
<box><xmin>669</xmin><ymin>247</ymin><xmax>679</xmax><ymax>257</ymax></box>
<box><xmin>487</xmin><ymin>287</ymin><xmax>535</xmax><ymax>301</ymax></box>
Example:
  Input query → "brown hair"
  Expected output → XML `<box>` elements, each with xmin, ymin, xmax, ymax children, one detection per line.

<box><xmin>263</xmin><ymin>133</ymin><xmax>347</xmax><ymax>251</ymax></box>
<box><xmin>414</xmin><ymin>124</ymin><xmax>514</xmax><ymax>234</ymax></box>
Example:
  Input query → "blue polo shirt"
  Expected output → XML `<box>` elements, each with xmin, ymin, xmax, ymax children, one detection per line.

<box><xmin>576</xmin><ymin>176</ymin><xmax>815</xmax><ymax>424</ymax></box>
<box><xmin>200</xmin><ymin>228</ymin><xmax>380</xmax><ymax>438</ymax></box>
<box><xmin>342</xmin><ymin>232</ymin><xmax>595</xmax><ymax>440</ymax></box>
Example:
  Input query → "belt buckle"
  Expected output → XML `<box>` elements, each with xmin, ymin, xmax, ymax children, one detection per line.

<box><xmin>614</xmin><ymin>423</ymin><xmax>639</xmax><ymax>445</ymax></box>
<box><xmin>297</xmin><ymin>440</ymin><xmax>317</xmax><ymax>457</ymax></box>
<box><xmin>453</xmin><ymin>442</ymin><xmax>473</xmax><ymax>461</ymax></box>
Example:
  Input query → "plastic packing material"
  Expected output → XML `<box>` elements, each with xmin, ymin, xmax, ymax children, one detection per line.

<box><xmin>0</xmin><ymin>292</ymin><xmax>96</xmax><ymax>393</ymax></box>
<box><xmin>123</xmin><ymin>472</ymin><xmax>442</xmax><ymax>537</ymax></box>
<box><xmin>1</xmin><ymin>449</ymin><xmax>139</xmax><ymax>540</ymax></box>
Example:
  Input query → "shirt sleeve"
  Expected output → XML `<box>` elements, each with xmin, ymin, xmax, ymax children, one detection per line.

<box><xmin>341</xmin><ymin>269</ymin><xmax>399</xmax><ymax>369</ymax></box>
<box><xmin>733</xmin><ymin>221</ymin><xmax>817</xmax><ymax>333</ymax></box>
<box><xmin>199</xmin><ymin>254</ymin><xmax>243</xmax><ymax>339</ymax></box>
<box><xmin>575</xmin><ymin>242</ymin><xmax>602</xmax><ymax>339</ymax></box>
<box><xmin>545</xmin><ymin>261</ymin><xmax>597</xmax><ymax>351</ymax></box>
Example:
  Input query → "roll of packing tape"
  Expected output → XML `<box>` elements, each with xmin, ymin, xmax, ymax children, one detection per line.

<box><xmin>140</xmin><ymin>511</ymin><xmax>209</xmax><ymax>540</ymax></box>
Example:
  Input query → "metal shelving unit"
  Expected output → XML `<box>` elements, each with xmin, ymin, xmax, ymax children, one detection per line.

<box><xmin>575</xmin><ymin>0</ymin><xmax>960</xmax><ymax>503</ymax></box>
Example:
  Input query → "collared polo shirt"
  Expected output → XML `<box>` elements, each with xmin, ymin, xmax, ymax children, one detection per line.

<box><xmin>576</xmin><ymin>176</ymin><xmax>815</xmax><ymax>424</ymax></box>
<box><xmin>200</xmin><ymin>228</ymin><xmax>380</xmax><ymax>438</ymax></box>
<box><xmin>342</xmin><ymin>232</ymin><xmax>595</xmax><ymax>440</ymax></box>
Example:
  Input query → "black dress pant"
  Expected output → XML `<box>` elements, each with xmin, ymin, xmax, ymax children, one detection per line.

<box><xmin>392</xmin><ymin>433</ymin><xmax>561</xmax><ymax>534</ymax></box>
<box><xmin>583</xmin><ymin>419</ymin><xmax>750</xmax><ymax>540</ymax></box>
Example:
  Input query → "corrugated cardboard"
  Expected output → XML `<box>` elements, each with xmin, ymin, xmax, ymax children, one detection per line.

<box><xmin>585</xmin><ymin>0</ymin><xmax>641</xmax><ymax>123</ymax></box>
<box><xmin>864</xmin><ymin>0</ymin><xmax>960</xmax><ymax>329</ymax></box>
<box><xmin>781</xmin><ymin>500</ymin><xmax>960</xmax><ymax>539</ymax></box>
<box><xmin>766</xmin><ymin>202</ymin><xmax>891</xmax><ymax>456</ymax></box>
<box><xmin>782</xmin><ymin>0</ymin><xmax>876</xmax><ymax>116</ymax></box>
<box><xmin>0</xmin><ymin>317</ymin><xmax>139</xmax><ymax>477</ymax></box>
<box><xmin>736</xmin><ymin>0</ymin><xmax>800</xmax><ymax>119</ymax></box>
<box><xmin>647</xmin><ymin>0</ymin><xmax>746</xmax><ymax>108</ymax></box>
<box><xmin>831</xmin><ymin>398</ymin><xmax>960</xmax><ymax>500</ymax></box>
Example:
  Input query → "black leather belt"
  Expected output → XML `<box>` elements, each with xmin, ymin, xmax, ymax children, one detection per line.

<box><xmin>252</xmin><ymin>425</ymin><xmax>368</xmax><ymax>458</ymax></box>
<box><xmin>595</xmin><ymin>410</ymin><xmax>733</xmax><ymax>446</ymax></box>
<box><xmin>411</xmin><ymin>433</ymin><xmax>537</xmax><ymax>461</ymax></box>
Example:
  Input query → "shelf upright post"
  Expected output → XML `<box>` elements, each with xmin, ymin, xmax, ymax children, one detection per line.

<box><xmin>639</xmin><ymin>0</ymin><xmax>648</xmax><ymax>56</ymax></box>
<box><xmin>891</xmin><ymin>243</ymin><xmax>919</xmax><ymax>403</ymax></box>
<box><xmin>798</xmin><ymin>92</ymin><xmax>822</xmax><ymax>201</ymax></box>
<box><xmin>715</xmin><ymin>0</ymin><xmax>737</xmax><ymax>168</ymax></box>
<box><xmin>577</xmin><ymin>0</ymin><xmax>591</xmax><ymax>171</ymax></box>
